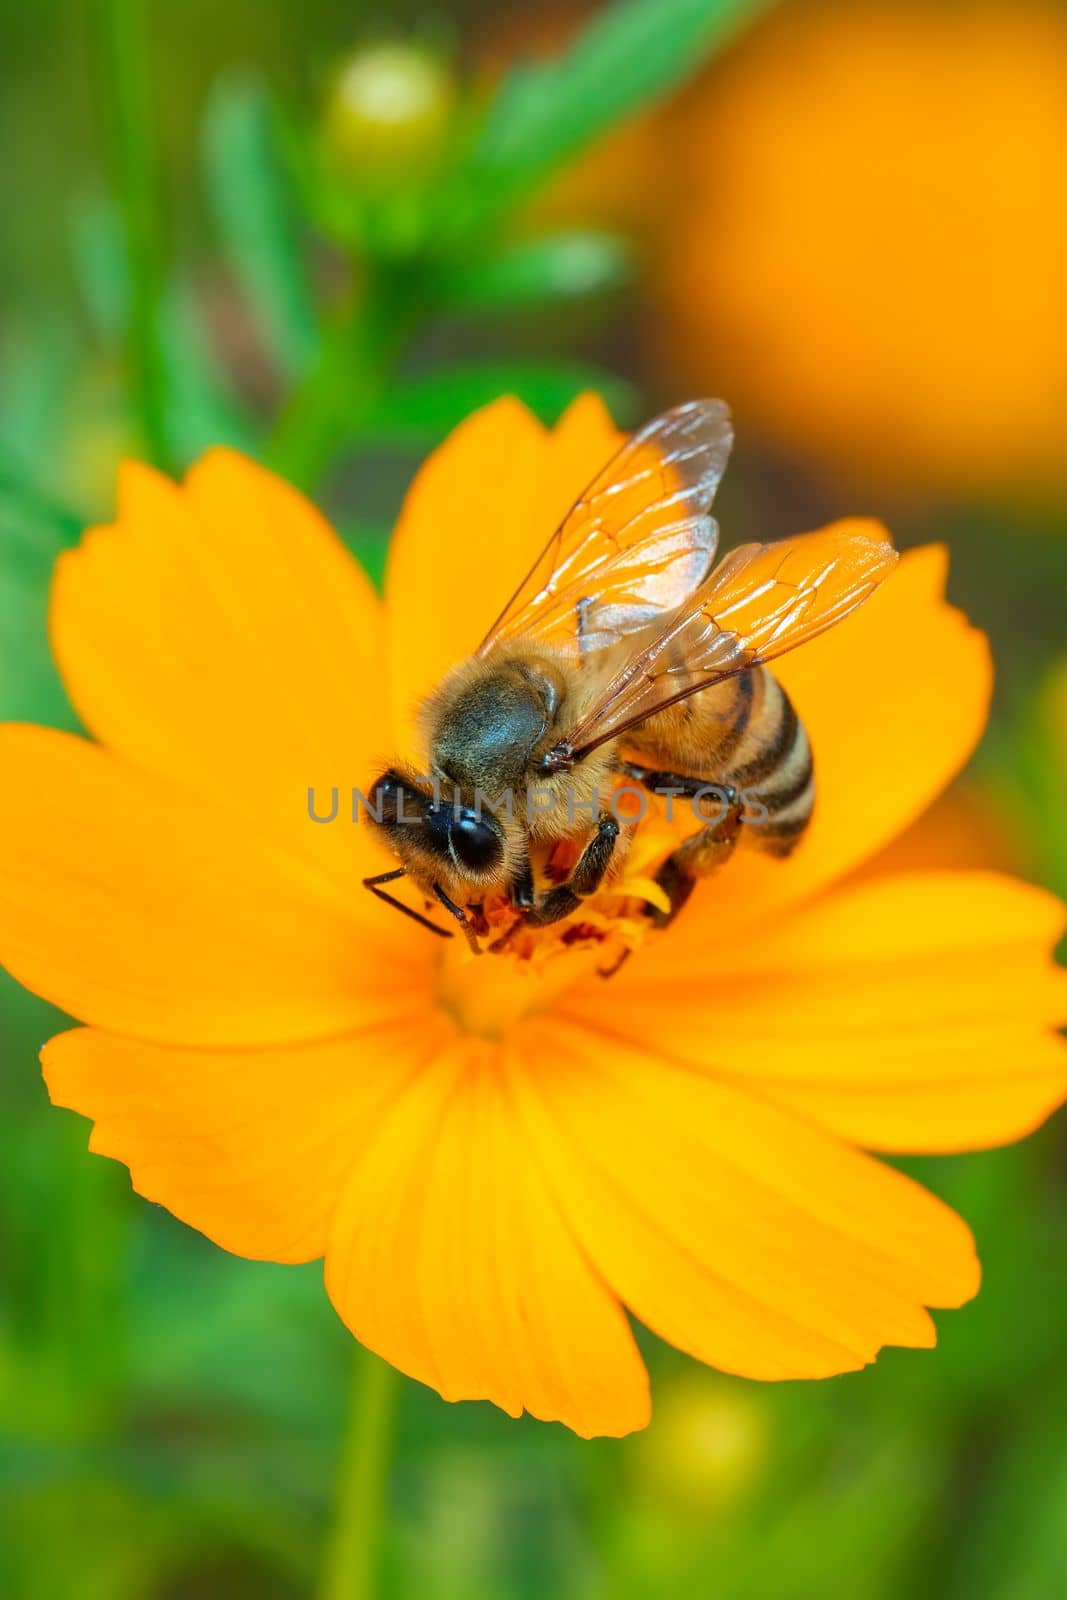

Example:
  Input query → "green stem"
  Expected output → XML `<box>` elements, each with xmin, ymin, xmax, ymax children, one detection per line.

<box><xmin>319</xmin><ymin>1347</ymin><xmax>400</xmax><ymax>1600</ymax></box>
<box><xmin>267</xmin><ymin>269</ymin><xmax>417</xmax><ymax>492</ymax></box>
<box><xmin>92</xmin><ymin>0</ymin><xmax>169</xmax><ymax>466</ymax></box>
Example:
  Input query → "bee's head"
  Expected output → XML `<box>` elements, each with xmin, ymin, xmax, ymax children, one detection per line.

<box><xmin>365</xmin><ymin>768</ymin><xmax>508</xmax><ymax>887</ymax></box>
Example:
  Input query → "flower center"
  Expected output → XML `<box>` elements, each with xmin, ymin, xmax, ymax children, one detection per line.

<box><xmin>435</xmin><ymin>817</ymin><xmax>679</xmax><ymax>1038</ymax></box>
<box><xmin>436</xmin><ymin>936</ymin><xmax>602</xmax><ymax>1039</ymax></box>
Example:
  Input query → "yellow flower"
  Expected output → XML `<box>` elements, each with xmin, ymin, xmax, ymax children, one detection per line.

<box><xmin>0</xmin><ymin>396</ymin><xmax>1065</xmax><ymax>1438</ymax></box>
<box><xmin>858</xmin><ymin>782</ymin><xmax>1025</xmax><ymax>879</ymax></box>
<box><xmin>652</xmin><ymin>2</ymin><xmax>1067</xmax><ymax>500</ymax></box>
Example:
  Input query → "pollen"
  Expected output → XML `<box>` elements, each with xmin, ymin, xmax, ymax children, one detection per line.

<box><xmin>450</xmin><ymin>819</ymin><xmax>678</xmax><ymax>1000</ymax></box>
<box><xmin>435</xmin><ymin>820</ymin><xmax>680</xmax><ymax>1038</ymax></box>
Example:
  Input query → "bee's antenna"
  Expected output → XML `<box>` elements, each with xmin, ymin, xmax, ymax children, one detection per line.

<box><xmin>362</xmin><ymin>869</ymin><xmax>453</xmax><ymax>939</ymax></box>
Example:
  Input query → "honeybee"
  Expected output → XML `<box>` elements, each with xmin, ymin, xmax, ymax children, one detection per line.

<box><xmin>364</xmin><ymin>400</ymin><xmax>897</xmax><ymax>952</ymax></box>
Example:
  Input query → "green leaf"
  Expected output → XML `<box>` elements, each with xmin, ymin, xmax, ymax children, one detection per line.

<box><xmin>72</xmin><ymin>192</ymin><xmax>258</xmax><ymax>466</ymax></box>
<box><xmin>72</xmin><ymin>192</ymin><xmax>132</xmax><ymax>342</ymax></box>
<box><xmin>71</xmin><ymin>194</ymin><xmax>129</xmax><ymax>341</ymax></box>
<box><xmin>0</xmin><ymin>322</ymin><xmax>83</xmax><ymax>489</ymax></box>
<box><xmin>157</xmin><ymin>284</ymin><xmax>259</xmax><ymax>463</ymax></box>
<box><xmin>469</xmin><ymin>0</ymin><xmax>774</xmax><ymax>209</ymax></box>
<box><xmin>434</xmin><ymin>231</ymin><xmax>632</xmax><ymax>310</ymax></box>
<box><xmin>0</xmin><ymin>468</ymin><xmax>81</xmax><ymax>562</ymax></box>
<box><xmin>202</xmin><ymin>76</ymin><xmax>319</xmax><ymax>378</ymax></box>
<box><xmin>92</xmin><ymin>0</ymin><xmax>170</xmax><ymax>468</ymax></box>
<box><xmin>369</xmin><ymin>362</ymin><xmax>637</xmax><ymax>443</ymax></box>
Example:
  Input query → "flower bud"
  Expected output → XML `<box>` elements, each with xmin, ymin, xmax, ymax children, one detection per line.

<box><xmin>634</xmin><ymin>1374</ymin><xmax>769</xmax><ymax>1514</ymax></box>
<box><xmin>322</xmin><ymin>42</ymin><xmax>455</xmax><ymax>177</ymax></box>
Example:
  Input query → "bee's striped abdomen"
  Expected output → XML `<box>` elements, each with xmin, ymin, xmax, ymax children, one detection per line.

<box><xmin>722</xmin><ymin>668</ymin><xmax>814</xmax><ymax>858</ymax></box>
<box><xmin>621</xmin><ymin>665</ymin><xmax>815</xmax><ymax>860</ymax></box>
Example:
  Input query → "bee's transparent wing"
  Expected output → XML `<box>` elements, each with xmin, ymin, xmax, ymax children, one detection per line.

<box><xmin>478</xmin><ymin>399</ymin><xmax>733</xmax><ymax>657</ymax></box>
<box><xmin>564</xmin><ymin>521</ymin><xmax>899</xmax><ymax>756</ymax></box>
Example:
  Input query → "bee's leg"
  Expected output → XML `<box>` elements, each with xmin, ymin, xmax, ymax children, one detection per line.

<box><xmin>510</xmin><ymin>858</ymin><xmax>535</xmax><ymax>912</ymax></box>
<box><xmin>569</xmin><ymin>813</ymin><xmax>622</xmax><ymax>895</ymax></box>
<box><xmin>652</xmin><ymin>788</ymin><xmax>743</xmax><ymax>927</ymax></box>
<box><xmin>526</xmin><ymin>813</ymin><xmax>620</xmax><ymax>928</ymax></box>
<box><xmin>621</xmin><ymin>764</ymin><xmax>745</xmax><ymax>928</ymax></box>
<box><xmin>432</xmin><ymin>881</ymin><xmax>483</xmax><ymax>955</ymax></box>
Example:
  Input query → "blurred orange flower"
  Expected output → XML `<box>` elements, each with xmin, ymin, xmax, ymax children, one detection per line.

<box><xmin>0</xmin><ymin>397</ymin><xmax>1065</xmax><ymax>1438</ymax></box>
<box><xmin>652</xmin><ymin>2</ymin><xmax>1067</xmax><ymax>501</ymax></box>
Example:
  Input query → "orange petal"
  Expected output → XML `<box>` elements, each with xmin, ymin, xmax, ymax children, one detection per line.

<box><xmin>51</xmin><ymin>449</ymin><xmax>388</xmax><ymax>892</ymax></box>
<box><xmin>43</xmin><ymin>1016</ymin><xmax>449</xmax><ymax>1262</ymax></box>
<box><xmin>508</xmin><ymin>1020</ymin><xmax>980</xmax><ymax>1381</ymax></box>
<box><xmin>325</xmin><ymin>1038</ymin><xmax>650</xmax><ymax>1438</ymax></box>
<box><xmin>688</xmin><ymin>544</ymin><xmax>992</xmax><ymax>928</ymax></box>
<box><xmin>385</xmin><ymin>393</ymin><xmax>625</xmax><ymax>756</ymax></box>
<box><xmin>563</xmin><ymin>871</ymin><xmax>1067</xmax><ymax>1152</ymax></box>
<box><xmin>0</xmin><ymin>725</ymin><xmax>427</xmax><ymax>1045</ymax></box>
<box><xmin>854</xmin><ymin>781</ymin><xmax>1024</xmax><ymax>878</ymax></box>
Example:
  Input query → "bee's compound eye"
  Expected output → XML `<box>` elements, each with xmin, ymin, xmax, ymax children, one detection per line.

<box><xmin>450</xmin><ymin>809</ymin><xmax>502</xmax><ymax>871</ymax></box>
<box><xmin>367</xmin><ymin>770</ymin><xmax>409</xmax><ymax>826</ymax></box>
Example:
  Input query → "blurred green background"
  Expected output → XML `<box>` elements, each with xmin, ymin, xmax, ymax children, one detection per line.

<box><xmin>2</xmin><ymin>1</ymin><xmax>1066</xmax><ymax>1596</ymax></box>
